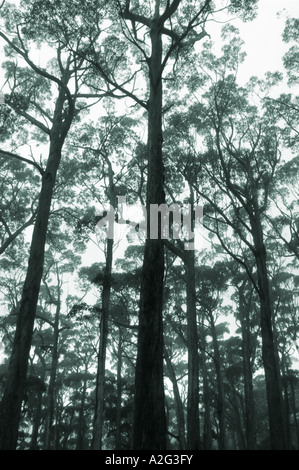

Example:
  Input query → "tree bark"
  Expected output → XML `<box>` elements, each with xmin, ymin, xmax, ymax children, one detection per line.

<box><xmin>76</xmin><ymin>361</ymin><xmax>88</xmax><ymax>450</ymax></box>
<box><xmin>30</xmin><ymin>359</ymin><xmax>46</xmax><ymax>450</ymax></box>
<box><xmin>45</xmin><ymin>287</ymin><xmax>61</xmax><ymax>450</ymax></box>
<box><xmin>290</xmin><ymin>378</ymin><xmax>299</xmax><ymax>449</ymax></box>
<box><xmin>199</xmin><ymin>325</ymin><xmax>213</xmax><ymax>450</ymax></box>
<box><xmin>185</xmin><ymin>249</ymin><xmax>200</xmax><ymax>450</ymax></box>
<box><xmin>93</xmin><ymin>237</ymin><xmax>114</xmax><ymax>449</ymax></box>
<box><xmin>132</xmin><ymin>17</ymin><xmax>167</xmax><ymax>450</ymax></box>
<box><xmin>208</xmin><ymin>312</ymin><xmax>226</xmax><ymax>450</ymax></box>
<box><xmin>239</xmin><ymin>288</ymin><xmax>257</xmax><ymax>450</ymax></box>
<box><xmin>115</xmin><ymin>327</ymin><xmax>123</xmax><ymax>450</ymax></box>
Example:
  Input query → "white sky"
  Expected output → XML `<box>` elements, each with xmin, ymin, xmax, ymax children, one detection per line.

<box><xmin>229</xmin><ymin>0</ymin><xmax>299</xmax><ymax>85</ymax></box>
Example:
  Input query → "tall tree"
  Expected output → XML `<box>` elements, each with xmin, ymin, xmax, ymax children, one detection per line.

<box><xmin>0</xmin><ymin>0</ymin><xmax>92</xmax><ymax>448</ymax></box>
<box><xmin>118</xmin><ymin>0</ymin><xmax>212</xmax><ymax>449</ymax></box>
<box><xmin>69</xmin><ymin>0</ymin><xmax>259</xmax><ymax>449</ymax></box>
<box><xmin>182</xmin><ymin>38</ymin><xmax>288</xmax><ymax>447</ymax></box>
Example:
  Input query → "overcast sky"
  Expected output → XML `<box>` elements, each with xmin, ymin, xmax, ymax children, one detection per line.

<box><xmin>230</xmin><ymin>0</ymin><xmax>299</xmax><ymax>85</ymax></box>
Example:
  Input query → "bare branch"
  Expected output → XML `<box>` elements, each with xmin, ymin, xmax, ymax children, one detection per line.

<box><xmin>79</xmin><ymin>50</ymin><xmax>148</xmax><ymax>109</ymax></box>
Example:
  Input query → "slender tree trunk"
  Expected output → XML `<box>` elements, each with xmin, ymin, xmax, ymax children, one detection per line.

<box><xmin>30</xmin><ymin>351</ymin><xmax>46</xmax><ymax>450</ymax></box>
<box><xmin>76</xmin><ymin>362</ymin><xmax>88</xmax><ymax>450</ymax></box>
<box><xmin>290</xmin><ymin>378</ymin><xmax>299</xmax><ymax>449</ymax></box>
<box><xmin>239</xmin><ymin>289</ymin><xmax>256</xmax><ymax>450</ymax></box>
<box><xmin>165</xmin><ymin>188</ymin><xmax>200</xmax><ymax>449</ymax></box>
<box><xmin>30</xmin><ymin>362</ymin><xmax>46</xmax><ymax>450</ymax></box>
<box><xmin>164</xmin><ymin>346</ymin><xmax>186</xmax><ymax>450</ymax></box>
<box><xmin>282</xmin><ymin>378</ymin><xmax>291</xmax><ymax>449</ymax></box>
<box><xmin>133</xmin><ymin>17</ymin><xmax>166</xmax><ymax>450</ymax></box>
<box><xmin>0</xmin><ymin>78</ymin><xmax>73</xmax><ymax>449</ymax></box>
<box><xmin>45</xmin><ymin>290</ymin><xmax>61</xmax><ymax>450</ymax></box>
<box><xmin>0</xmin><ymin>164</ymin><xmax>59</xmax><ymax>449</ymax></box>
<box><xmin>185</xmin><ymin>248</ymin><xmax>200</xmax><ymax>450</ymax></box>
<box><xmin>30</xmin><ymin>388</ymin><xmax>43</xmax><ymax>450</ymax></box>
<box><xmin>251</xmin><ymin>210</ymin><xmax>286</xmax><ymax>450</ymax></box>
<box><xmin>93</xmin><ymin>237</ymin><xmax>114</xmax><ymax>449</ymax></box>
<box><xmin>200</xmin><ymin>327</ymin><xmax>213</xmax><ymax>450</ymax></box>
<box><xmin>209</xmin><ymin>312</ymin><xmax>226</xmax><ymax>450</ymax></box>
<box><xmin>231</xmin><ymin>387</ymin><xmax>246</xmax><ymax>450</ymax></box>
<box><xmin>115</xmin><ymin>327</ymin><xmax>123</xmax><ymax>450</ymax></box>
<box><xmin>93</xmin><ymin>151</ymin><xmax>116</xmax><ymax>450</ymax></box>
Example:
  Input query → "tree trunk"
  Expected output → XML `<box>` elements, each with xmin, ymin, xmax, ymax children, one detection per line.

<box><xmin>0</xmin><ymin>86</ymin><xmax>71</xmax><ymax>449</ymax></box>
<box><xmin>76</xmin><ymin>362</ymin><xmax>88</xmax><ymax>450</ymax></box>
<box><xmin>30</xmin><ymin>362</ymin><xmax>46</xmax><ymax>450</ymax></box>
<box><xmin>164</xmin><ymin>346</ymin><xmax>186</xmax><ymax>450</ymax></box>
<box><xmin>209</xmin><ymin>312</ymin><xmax>226</xmax><ymax>450</ymax></box>
<box><xmin>290</xmin><ymin>378</ymin><xmax>299</xmax><ymax>449</ymax></box>
<box><xmin>115</xmin><ymin>327</ymin><xmax>123</xmax><ymax>450</ymax></box>
<box><xmin>93</xmin><ymin>150</ymin><xmax>116</xmax><ymax>450</ymax></box>
<box><xmin>251</xmin><ymin>209</ymin><xmax>286</xmax><ymax>450</ymax></box>
<box><xmin>93</xmin><ymin>237</ymin><xmax>114</xmax><ymax>449</ymax></box>
<box><xmin>185</xmin><ymin>248</ymin><xmax>200</xmax><ymax>450</ymax></box>
<box><xmin>231</xmin><ymin>387</ymin><xmax>246</xmax><ymax>450</ymax></box>
<box><xmin>0</xmin><ymin>78</ymin><xmax>73</xmax><ymax>449</ymax></box>
<box><xmin>200</xmin><ymin>326</ymin><xmax>213</xmax><ymax>450</ymax></box>
<box><xmin>282</xmin><ymin>378</ymin><xmax>291</xmax><ymax>449</ymax></box>
<box><xmin>45</xmin><ymin>291</ymin><xmax>61</xmax><ymax>450</ymax></box>
<box><xmin>239</xmin><ymin>288</ymin><xmax>256</xmax><ymax>450</ymax></box>
<box><xmin>133</xmin><ymin>18</ymin><xmax>166</xmax><ymax>450</ymax></box>
<box><xmin>0</xmin><ymin>167</ymin><xmax>60</xmax><ymax>449</ymax></box>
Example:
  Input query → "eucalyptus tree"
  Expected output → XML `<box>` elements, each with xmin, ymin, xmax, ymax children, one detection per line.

<box><xmin>73</xmin><ymin>0</ymin><xmax>259</xmax><ymax>448</ymax></box>
<box><xmin>116</xmin><ymin>1</ymin><xmax>211</xmax><ymax>449</ymax></box>
<box><xmin>163</xmin><ymin>258</ymin><xmax>190</xmax><ymax>450</ymax></box>
<box><xmin>0</xmin><ymin>0</ymin><xmax>108</xmax><ymax>449</ymax></box>
<box><xmin>230</xmin><ymin>264</ymin><xmax>259</xmax><ymax>449</ymax></box>
<box><xmin>40</xmin><ymin>246</ymin><xmax>82</xmax><ymax>450</ymax></box>
<box><xmin>67</xmin><ymin>111</ymin><xmax>139</xmax><ymax>449</ymax></box>
<box><xmin>0</xmin><ymin>0</ymin><xmax>261</xmax><ymax>451</ymax></box>
<box><xmin>176</xmin><ymin>32</ymin><xmax>290</xmax><ymax>448</ymax></box>
<box><xmin>196</xmin><ymin>263</ymin><xmax>230</xmax><ymax>449</ymax></box>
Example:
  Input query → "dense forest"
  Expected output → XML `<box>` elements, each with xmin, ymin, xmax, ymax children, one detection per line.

<box><xmin>0</xmin><ymin>0</ymin><xmax>298</xmax><ymax>451</ymax></box>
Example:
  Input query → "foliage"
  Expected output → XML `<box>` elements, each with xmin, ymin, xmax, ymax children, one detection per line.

<box><xmin>0</xmin><ymin>0</ymin><xmax>298</xmax><ymax>452</ymax></box>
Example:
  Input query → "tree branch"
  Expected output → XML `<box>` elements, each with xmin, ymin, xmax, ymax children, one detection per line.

<box><xmin>0</xmin><ymin>30</ymin><xmax>74</xmax><ymax>110</ymax></box>
<box><xmin>0</xmin><ymin>149</ymin><xmax>45</xmax><ymax>175</ymax></box>
<box><xmin>163</xmin><ymin>239</ymin><xmax>186</xmax><ymax>262</ymax></box>
<box><xmin>82</xmin><ymin>52</ymin><xmax>148</xmax><ymax>110</ymax></box>
<box><xmin>6</xmin><ymin>100</ymin><xmax>51</xmax><ymax>136</ymax></box>
<box><xmin>0</xmin><ymin>212</ymin><xmax>36</xmax><ymax>255</ymax></box>
<box><xmin>160</xmin><ymin>0</ymin><xmax>182</xmax><ymax>24</ymax></box>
